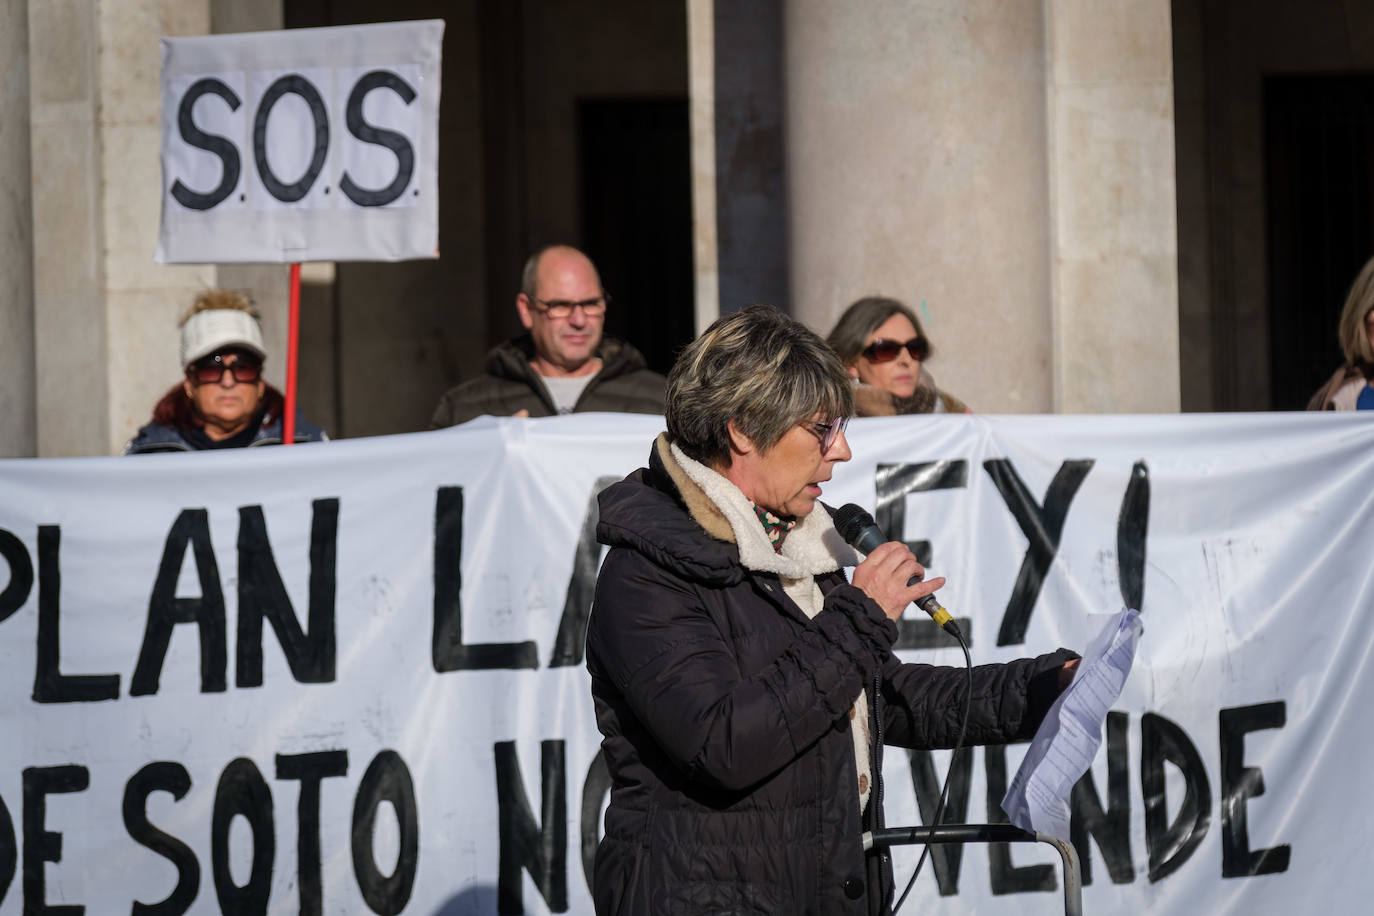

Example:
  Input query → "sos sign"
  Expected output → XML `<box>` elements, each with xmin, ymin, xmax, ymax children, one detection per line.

<box><xmin>165</xmin><ymin>66</ymin><xmax>424</xmax><ymax>213</ymax></box>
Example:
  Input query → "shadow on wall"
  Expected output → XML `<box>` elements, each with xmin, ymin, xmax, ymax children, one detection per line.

<box><xmin>433</xmin><ymin>885</ymin><xmax>499</xmax><ymax>915</ymax></box>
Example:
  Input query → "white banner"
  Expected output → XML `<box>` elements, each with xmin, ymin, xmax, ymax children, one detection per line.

<box><xmin>157</xmin><ymin>21</ymin><xmax>443</xmax><ymax>264</ymax></box>
<box><xmin>0</xmin><ymin>412</ymin><xmax>1370</xmax><ymax>914</ymax></box>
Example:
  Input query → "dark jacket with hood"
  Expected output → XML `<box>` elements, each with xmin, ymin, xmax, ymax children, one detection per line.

<box><xmin>586</xmin><ymin>436</ymin><xmax>1076</xmax><ymax>915</ymax></box>
<box><xmin>430</xmin><ymin>334</ymin><xmax>666</xmax><ymax>427</ymax></box>
<box><xmin>123</xmin><ymin>412</ymin><xmax>327</xmax><ymax>454</ymax></box>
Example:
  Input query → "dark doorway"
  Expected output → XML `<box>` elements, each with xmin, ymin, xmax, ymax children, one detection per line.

<box><xmin>1265</xmin><ymin>75</ymin><xmax>1374</xmax><ymax>409</ymax></box>
<box><xmin>281</xmin><ymin>0</ymin><xmax>690</xmax><ymax>436</ymax></box>
<box><xmin>579</xmin><ymin>99</ymin><xmax>695</xmax><ymax>375</ymax></box>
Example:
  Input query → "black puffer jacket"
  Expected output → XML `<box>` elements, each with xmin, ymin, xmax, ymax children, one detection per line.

<box><xmin>429</xmin><ymin>334</ymin><xmax>665</xmax><ymax>427</ymax></box>
<box><xmin>586</xmin><ymin>439</ymin><xmax>1077</xmax><ymax>915</ymax></box>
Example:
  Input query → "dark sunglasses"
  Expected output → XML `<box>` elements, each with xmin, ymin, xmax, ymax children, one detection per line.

<box><xmin>861</xmin><ymin>336</ymin><xmax>929</xmax><ymax>363</ymax></box>
<box><xmin>188</xmin><ymin>352</ymin><xmax>263</xmax><ymax>385</ymax></box>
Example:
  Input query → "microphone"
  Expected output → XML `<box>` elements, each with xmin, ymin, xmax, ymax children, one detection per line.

<box><xmin>832</xmin><ymin>503</ymin><xmax>963</xmax><ymax>639</ymax></box>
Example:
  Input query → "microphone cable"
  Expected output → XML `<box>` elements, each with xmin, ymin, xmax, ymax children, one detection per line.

<box><xmin>829</xmin><ymin>503</ymin><xmax>974</xmax><ymax>913</ymax></box>
<box><xmin>889</xmin><ymin>625</ymin><xmax>972</xmax><ymax>915</ymax></box>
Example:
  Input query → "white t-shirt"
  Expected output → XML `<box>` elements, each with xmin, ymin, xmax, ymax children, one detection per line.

<box><xmin>541</xmin><ymin>374</ymin><xmax>594</xmax><ymax>413</ymax></box>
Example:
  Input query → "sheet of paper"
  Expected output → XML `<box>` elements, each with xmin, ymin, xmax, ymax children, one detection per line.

<box><xmin>1001</xmin><ymin>606</ymin><xmax>1143</xmax><ymax>842</ymax></box>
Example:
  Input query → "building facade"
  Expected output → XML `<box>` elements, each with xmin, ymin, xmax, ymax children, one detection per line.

<box><xmin>2</xmin><ymin>0</ymin><xmax>1368</xmax><ymax>457</ymax></box>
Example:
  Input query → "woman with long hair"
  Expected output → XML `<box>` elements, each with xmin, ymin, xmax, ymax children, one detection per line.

<box><xmin>827</xmin><ymin>296</ymin><xmax>969</xmax><ymax>416</ymax></box>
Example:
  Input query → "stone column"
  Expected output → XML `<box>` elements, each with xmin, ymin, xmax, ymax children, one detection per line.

<box><xmin>687</xmin><ymin>0</ymin><xmax>719</xmax><ymax>334</ymax></box>
<box><xmin>98</xmin><ymin>0</ymin><xmax>218</xmax><ymax>456</ymax></box>
<box><xmin>1045</xmin><ymin>0</ymin><xmax>1180</xmax><ymax>412</ymax></box>
<box><xmin>783</xmin><ymin>0</ymin><xmax>1056</xmax><ymax>412</ymax></box>
<box><xmin>29</xmin><ymin>0</ymin><xmax>288</xmax><ymax>456</ymax></box>
<box><xmin>0</xmin><ymin>0</ymin><xmax>36</xmax><ymax>457</ymax></box>
<box><xmin>29</xmin><ymin>0</ymin><xmax>112</xmax><ymax>456</ymax></box>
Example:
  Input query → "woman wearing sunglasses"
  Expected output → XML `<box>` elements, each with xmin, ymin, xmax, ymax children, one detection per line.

<box><xmin>124</xmin><ymin>290</ymin><xmax>327</xmax><ymax>454</ymax></box>
<box><xmin>826</xmin><ymin>296</ymin><xmax>969</xmax><ymax>416</ymax></box>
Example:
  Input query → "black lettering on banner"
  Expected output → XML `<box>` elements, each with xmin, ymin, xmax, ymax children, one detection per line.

<box><xmin>984</xmin><ymin>745</ymin><xmax>1055</xmax><ymax>895</ymax></box>
<box><xmin>351</xmin><ymin>750</ymin><xmax>418</xmax><ymax>916</ymax></box>
<box><xmin>236</xmin><ymin>499</ymin><xmax>338</xmax><ymax>687</ymax></box>
<box><xmin>33</xmin><ymin>525</ymin><xmax>120</xmax><ymax>703</ymax></box>
<box><xmin>875</xmin><ymin>460</ymin><xmax>970</xmax><ymax>566</ymax></box>
<box><xmin>550</xmin><ymin>476</ymin><xmax>619</xmax><ymax>667</ymax></box>
<box><xmin>579</xmin><ymin>751</ymin><xmax>611</xmax><ymax>895</ymax></box>
<box><xmin>432</xmin><ymin>487</ymin><xmax>537</xmax><ymax>671</ymax></box>
<box><xmin>211</xmin><ymin>758</ymin><xmax>274</xmax><ymax>914</ymax></box>
<box><xmin>983</xmin><ymin>459</ymin><xmax>1094</xmax><ymax>646</ymax></box>
<box><xmin>132</xmin><ymin>509</ymin><xmax>227</xmax><ymax>696</ymax></box>
<box><xmin>874</xmin><ymin>461</ymin><xmax>973</xmax><ymax>649</ymax></box>
<box><xmin>1219</xmin><ymin>702</ymin><xmax>1290</xmax><ymax>878</ymax></box>
<box><xmin>1070</xmin><ymin>711</ymin><xmax>1134</xmax><ymax>885</ymax></box>
<box><xmin>907</xmin><ymin>746</ymin><xmax>974</xmax><ymax>895</ymax></box>
<box><xmin>1117</xmin><ymin>461</ymin><xmax>1150</xmax><ymax>611</ymax></box>
<box><xmin>22</xmin><ymin>765</ymin><xmax>89</xmax><ymax>916</ymax></box>
<box><xmin>0</xmin><ymin>790</ymin><xmax>13</xmax><ymax>907</ymax></box>
<box><xmin>494</xmin><ymin>740</ymin><xmax>567</xmax><ymax>915</ymax></box>
<box><xmin>123</xmin><ymin>763</ymin><xmax>199</xmax><ymax>916</ymax></box>
<box><xmin>1141</xmin><ymin>712</ymin><xmax>1211</xmax><ymax>882</ymax></box>
<box><xmin>170</xmin><ymin>77</ymin><xmax>243</xmax><ymax>211</ymax></box>
<box><xmin>253</xmin><ymin>74</ymin><xmax>329</xmax><ymax>203</ymax></box>
<box><xmin>277</xmin><ymin>751</ymin><xmax>349</xmax><ymax>916</ymax></box>
<box><xmin>339</xmin><ymin>71</ymin><xmax>417</xmax><ymax>207</ymax></box>
<box><xmin>0</xmin><ymin>528</ymin><xmax>34</xmax><ymax>624</ymax></box>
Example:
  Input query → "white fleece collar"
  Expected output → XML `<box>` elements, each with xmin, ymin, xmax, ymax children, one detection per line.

<box><xmin>669</xmin><ymin>442</ymin><xmax>858</xmax><ymax>577</ymax></box>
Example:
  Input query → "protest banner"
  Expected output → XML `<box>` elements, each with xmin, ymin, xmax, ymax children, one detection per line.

<box><xmin>0</xmin><ymin>412</ymin><xmax>1370</xmax><ymax>914</ymax></box>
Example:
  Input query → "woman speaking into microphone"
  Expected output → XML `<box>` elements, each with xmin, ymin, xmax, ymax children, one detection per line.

<box><xmin>585</xmin><ymin>305</ymin><xmax>1077</xmax><ymax>915</ymax></box>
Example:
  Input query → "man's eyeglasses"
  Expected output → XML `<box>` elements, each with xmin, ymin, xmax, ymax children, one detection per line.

<box><xmin>531</xmin><ymin>295</ymin><xmax>610</xmax><ymax>319</ymax></box>
<box><xmin>861</xmin><ymin>336</ymin><xmax>929</xmax><ymax>364</ymax></box>
<box><xmin>188</xmin><ymin>352</ymin><xmax>263</xmax><ymax>385</ymax></box>
<box><xmin>806</xmin><ymin>416</ymin><xmax>850</xmax><ymax>453</ymax></box>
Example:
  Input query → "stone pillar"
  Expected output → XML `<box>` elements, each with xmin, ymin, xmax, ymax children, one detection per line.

<box><xmin>1045</xmin><ymin>0</ymin><xmax>1180</xmax><ymax>412</ymax></box>
<box><xmin>0</xmin><ymin>0</ymin><xmax>36</xmax><ymax>457</ymax></box>
<box><xmin>712</xmin><ymin>0</ymin><xmax>788</xmax><ymax>319</ymax></box>
<box><xmin>783</xmin><ymin>0</ymin><xmax>1056</xmax><ymax>412</ymax></box>
<box><xmin>28</xmin><ymin>0</ymin><xmax>289</xmax><ymax>456</ymax></box>
<box><xmin>98</xmin><ymin>0</ymin><xmax>217</xmax><ymax>456</ymax></box>
<box><xmin>29</xmin><ymin>0</ymin><xmax>112</xmax><ymax>456</ymax></box>
<box><xmin>687</xmin><ymin>0</ymin><xmax>719</xmax><ymax>334</ymax></box>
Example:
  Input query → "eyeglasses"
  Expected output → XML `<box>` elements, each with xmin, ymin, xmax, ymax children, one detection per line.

<box><xmin>531</xmin><ymin>295</ymin><xmax>610</xmax><ymax>319</ymax></box>
<box><xmin>806</xmin><ymin>415</ymin><xmax>850</xmax><ymax>453</ymax></box>
<box><xmin>861</xmin><ymin>336</ymin><xmax>929</xmax><ymax>363</ymax></box>
<box><xmin>188</xmin><ymin>352</ymin><xmax>263</xmax><ymax>385</ymax></box>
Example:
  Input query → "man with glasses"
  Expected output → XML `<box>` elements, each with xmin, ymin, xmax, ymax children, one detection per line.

<box><xmin>431</xmin><ymin>245</ymin><xmax>666</xmax><ymax>427</ymax></box>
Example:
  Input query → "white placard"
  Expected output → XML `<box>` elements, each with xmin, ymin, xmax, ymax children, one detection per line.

<box><xmin>157</xmin><ymin>20</ymin><xmax>443</xmax><ymax>264</ymax></box>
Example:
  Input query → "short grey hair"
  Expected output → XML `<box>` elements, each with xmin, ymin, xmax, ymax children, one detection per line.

<box><xmin>666</xmin><ymin>305</ymin><xmax>853</xmax><ymax>467</ymax></box>
<box><xmin>1338</xmin><ymin>255</ymin><xmax>1374</xmax><ymax>367</ymax></box>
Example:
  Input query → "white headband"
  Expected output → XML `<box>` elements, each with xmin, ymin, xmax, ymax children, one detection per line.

<box><xmin>180</xmin><ymin>309</ymin><xmax>266</xmax><ymax>367</ymax></box>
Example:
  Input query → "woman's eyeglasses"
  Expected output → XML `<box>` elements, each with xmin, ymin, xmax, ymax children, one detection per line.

<box><xmin>188</xmin><ymin>352</ymin><xmax>263</xmax><ymax>385</ymax></box>
<box><xmin>861</xmin><ymin>336</ymin><xmax>929</xmax><ymax>363</ymax></box>
<box><xmin>807</xmin><ymin>416</ymin><xmax>850</xmax><ymax>453</ymax></box>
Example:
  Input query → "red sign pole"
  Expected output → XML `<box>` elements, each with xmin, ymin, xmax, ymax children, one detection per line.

<box><xmin>283</xmin><ymin>262</ymin><xmax>301</xmax><ymax>445</ymax></box>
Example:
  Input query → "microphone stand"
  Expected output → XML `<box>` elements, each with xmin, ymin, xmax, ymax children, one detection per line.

<box><xmin>862</xmin><ymin>824</ymin><xmax>1083</xmax><ymax>916</ymax></box>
